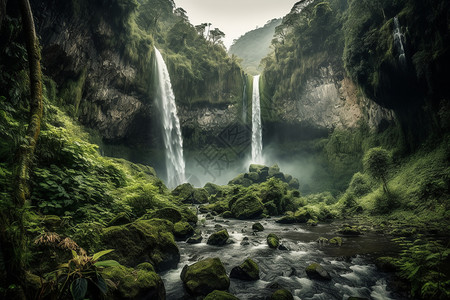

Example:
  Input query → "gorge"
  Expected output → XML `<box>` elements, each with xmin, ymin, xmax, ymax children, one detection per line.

<box><xmin>0</xmin><ymin>0</ymin><xmax>449</xmax><ymax>299</ymax></box>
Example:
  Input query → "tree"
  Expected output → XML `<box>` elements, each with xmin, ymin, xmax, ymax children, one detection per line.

<box><xmin>174</xmin><ymin>7</ymin><xmax>188</xmax><ymax>22</ymax></box>
<box><xmin>209</xmin><ymin>28</ymin><xmax>225</xmax><ymax>45</ymax></box>
<box><xmin>0</xmin><ymin>0</ymin><xmax>43</xmax><ymax>297</ymax></box>
<box><xmin>363</xmin><ymin>147</ymin><xmax>391</xmax><ymax>194</ymax></box>
<box><xmin>195</xmin><ymin>23</ymin><xmax>207</xmax><ymax>37</ymax></box>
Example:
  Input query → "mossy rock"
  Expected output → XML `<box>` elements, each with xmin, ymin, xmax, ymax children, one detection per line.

<box><xmin>264</xmin><ymin>201</ymin><xmax>279</xmax><ymax>216</ymax></box>
<box><xmin>228</xmin><ymin>174</ymin><xmax>253</xmax><ymax>187</ymax></box>
<box><xmin>136</xmin><ymin>262</ymin><xmax>155</xmax><ymax>272</ymax></box>
<box><xmin>187</xmin><ymin>234</ymin><xmax>203</xmax><ymax>244</ymax></box>
<box><xmin>192</xmin><ymin>188</ymin><xmax>209</xmax><ymax>204</ymax></box>
<box><xmin>268</xmin><ymin>164</ymin><xmax>280</xmax><ymax>176</ymax></box>
<box><xmin>317</xmin><ymin>237</ymin><xmax>329</xmax><ymax>244</ymax></box>
<box><xmin>249</xmin><ymin>164</ymin><xmax>267</xmax><ymax>173</ymax></box>
<box><xmin>203</xmin><ymin>182</ymin><xmax>220</xmax><ymax>195</ymax></box>
<box><xmin>180</xmin><ymin>257</ymin><xmax>230</xmax><ymax>296</ymax></box>
<box><xmin>270</xmin><ymin>288</ymin><xmax>294</xmax><ymax>300</ymax></box>
<box><xmin>230</xmin><ymin>194</ymin><xmax>264</xmax><ymax>219</ymax></box>
<box><xmin>245</xmin><ymin>171</ymin><xmax>260</xmax><ymax>182</ymax></box>
<box><xmin>337</xmin><ymin>226</ymin><xmax>362</xmax><ymax>236</ymax></box>
<box><xmin>103</xmin><ymin>264</ymin><xmax>165</xmax><ymax>299</ymax></box>
<box><xmin>284</xmin><ymin>174</ymin><xmax>293</xmax><ymax>183</ymax></box>
<box><xmin>173</xmin><ymin>221</ymin><xmax>194</xmax><ymax>240</ymax></box>
<box><xmin>305</xmin><ymin>263</ymin><xmax>331</xmax><ymax>281</ymax></box>
<box><xmin>329</xmin><ymin>237</ymin><xmax>343</xmax><ymax>246</ymax></box>
<box><xmin>252</xmin><ymin>222</ymin><xmax>264</xmax><ymax>232</ymax></box>
<box><xmin>230</xmin><ymin>258</ymin><xmax>260</xmax><ymax>281</ymax></box>
<box><xmin>101</xmin><ymin>219</ymin><xmax>179</xmax><ymax>271</ymax></box>
<box><xmin>222</xmin><ymin>211</ymin><xmax>233</xmax><ymax>218</ymax></box>
<box><xmin>204</xmin><ymin>290</ymin><xmax>239</xmax><ymax>300</ymax></box>
<box><xmin>207</xmin><ymin>229</ymin><xmax>229</xmax><ymax>246</ymax></box>
<box><xmin>267</xmin><ymin>233</ymin><xmax>280</xmax><ymax>249</ymax></box>
<box><xmin>172</xmin><ymin>183</ymin><xmax>195</xmax><ymax>202</ymax></box>
<box><xmin>307</xmin><ymin>219</ymin><xmax>318</xmax><ymax>226</ymax></box>
<box><xmin>180</xmin><ymin>206</ymin><xmax>198</xmax><ymax>224</ymax></box>
<box><xmin>347</xmin><ymin>297</ymin><xmax>369</xmax><ymax>300</ymax></box>
<box><xmin>146</xmin><ymin>207</ymin><xmax>182</xmax><ymax>224</ymax></box>
<box><xmin>108</xmin><ymin>212</ymin><xmax>131</xmax><ymax>226</ymax></box>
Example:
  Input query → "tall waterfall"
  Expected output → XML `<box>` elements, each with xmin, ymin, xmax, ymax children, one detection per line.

<box><xmin>393</xmin><ymin>16</ymin><xmax>406</xmax><ymax>66</ymax></box>
<box><xmin>153</xmin><ymin>47</ymin><xmax>185</xmax><ymax>188</ymax></box>
<box><xmin>251</xmin><ymin>75</ymin><xmax>263</xmax><ymax>164</ymax></box>
<box><xmin>242</xmin><ymin>76</ymin><xmax>247</xmax><ymax>123</ymax></box>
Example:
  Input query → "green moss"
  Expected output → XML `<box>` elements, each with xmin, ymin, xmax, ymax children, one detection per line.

<box><xmin>270</xmin><ymin>288</ymin><xmax>294</xmax><ymax>300</ymax></box>
<box><xmin>204</xmin><ymin>290</ymin><xmax>239</xmax><ymax>300</ymax></box>
<box><xmin>103</xmin><ymin>264</ymin><xmax>165</xmax><ymax>299</ymax></box>
<box><xmin>101</xmin><ymin>219</ymin><xmax>179</xmax><ymax>270</ymax></box>
<box><xmin>180</xmin><ymin>257</ymin><xmax>230</xmax><ymax>296</ymax></box>
<box><xmin>329</xmin><ymin>237</ymin><xmax>343</xmax><ymax>246</ymax></box>
<box><xmin>252</xmin><ymin>222</ymin><xmax>264</xmax><ymax>232</ymax></box>
<box><xmin>230</xmin><ymin>194</ymin><xmax>264</xmax><ymax>219</ymax></box>
<box><xmin>146</xmin><ymin>207</ymin><xmax>182</xmax><ymax>223</ymax></box>
<box><xmin>230</xmin><ymin>258</ymin><xmax>260</xmax><ymax>281</ymax></box>
<box><xmin>207</xmin><ymin>229</ymin><xmax>229</xmax><ymax>246</ymax></box>
<box><xmin>173</xmin><ymin>221</ymin><xmax>194</xmax><ymax>239</ymax></box>
<box><xmin>267</xmin><ymin>233</ymin><xmax>280</xmax><ymax>249</ymax></box>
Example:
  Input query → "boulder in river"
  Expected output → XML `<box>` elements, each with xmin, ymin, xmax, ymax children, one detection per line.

<box><xmin>267</xmin><ymin>233</ymin><xmax>280</xmax><ymax>248</ymax></box>
<box><xmin>173</xmin><ymin>221</ymin><xmax>194</xmax><ymax>240</ymax></box>
<box><xmin>230</xmin><ymin>194</ymin><xmax>264</xmax><ymax>219</ymax></box>
<box><xmin>305</xmin><ymin>263</ymin><xmax>331</xmax><ymax>280</ymax></box>
<box><xmin>270</xmin><ymin>288</ymin><xmax>294</xmax><ymax>300</ymax></box>
<box><xmin>180</xmin><ymin>258</ymin><xmax>230</xmax><ymax>296</ymax></box>
<box><xmin>146</xmin><ymin>207</ymin><xmax>182</xmax><ymax>224</ymax></box>
<box><xmin>204</xmin><ymin>290</ymin><xmax>239</xmax><ymax>300</ymax></box>
<box><xmin>252</xmin><ymin>222</ymin><xmax>264</xmax><ymax>231</ymax></box>
<box><xmin>186</xmin><ymin>234</ymin><xmax>203</xmax><ymax>244</ymax></box>
<box><xmin>230</xmin><ymin>258</ymin><xmax>260</xmax><ymax>281</ymax></box>
<box><xmin>329</xmin><ymin>237</ymin><xmax>343</xmax><ymax>246</ymax></box>
<box><xmin>207</xmin><ymin>229</ymin><xmax>229</xmax><ymax>246</ymax></box>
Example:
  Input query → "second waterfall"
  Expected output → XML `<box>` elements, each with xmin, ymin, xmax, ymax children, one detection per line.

<box><xmin>153</xmin><ymin>47</ymin><xmax>185</xmax><ymax>188</ymax></box>
<box><xmin>251</xmin><ymin>75</ymin><xmax>263</xmax><ymax>164</ymax></box>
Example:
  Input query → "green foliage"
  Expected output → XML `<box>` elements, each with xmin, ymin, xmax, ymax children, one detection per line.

<box><xmin>394</xmin><ymin>238</ymin><xmax>450</xmax><ymax>299</ymax></box>
<box><xmin>363</xmin><ymin>147</ymin><xmax>392</xmax><ymax>184</ymax></box>
<box><xmin>348</xmin><ymin>172</ymin><xmax>373</xmax><ymax>197</ymax></box>
<box><xmin>48</xmin><ymin>248</ymin><xmax>119</xmax><ymax>300</ymax></box>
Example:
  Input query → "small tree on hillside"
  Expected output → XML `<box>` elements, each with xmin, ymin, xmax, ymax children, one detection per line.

<box><xmin>363</xmin><ymin>147</ymin><xmax>391</xmax><ymax>195</ymax></box>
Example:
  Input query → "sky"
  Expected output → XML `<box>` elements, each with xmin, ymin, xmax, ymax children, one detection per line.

<box><xmin>173</xmin><ymin>0</ymin><xmax>298</xmax><ymax>49</ymax></box>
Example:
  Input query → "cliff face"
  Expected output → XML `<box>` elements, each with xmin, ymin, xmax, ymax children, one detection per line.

<box><xmin>32</xmin><ymin>0</ymin><xmax>148</xmax><ymax>141</ymax></box>
<box><xmin>272</xmin><ymin>65</ymin><xmax>394</xmax><ymax>131</ymax></box>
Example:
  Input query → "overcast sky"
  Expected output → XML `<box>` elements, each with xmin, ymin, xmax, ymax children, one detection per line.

<box><xmin>173</xmin><ymin>0</ymin><xmax>298</xmax><ymax>49</ymax></box>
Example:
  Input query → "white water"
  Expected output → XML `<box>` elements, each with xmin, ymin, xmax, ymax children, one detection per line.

<box><xmin>251</xmin><ymin>75</ymin><xmax>263</xmax><ymax>164</ymax></box>
<box><xmin>393</xmin><ymin>16</ymin><xmax>406</xmax><ymax>66</ymax></box>
<box><xmin>153</xmin><ymin>47</ymin><xmax>185</xmax><ymax>188</ymax></box>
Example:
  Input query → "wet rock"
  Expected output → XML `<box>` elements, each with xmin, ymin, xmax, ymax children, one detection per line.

<box><xmin>187</xmin><ymin>234</ymin><xmax>203</xmax><ymax>244</ymax></box>
<box><xmin>329</xmin><ymin>237</ymin><xmax>343</xmax><ymax>246</ymax></box>
<box><xmin>278</xmin><ymin>244</ymin><xmax>288</xmax><ymax>251</ymax></box>
<box><xmin>204</xmin><ymin>290</ymin><xmax>239</xmax><ymax>300</ymax></box>
<box><xmin>230</xmin><ymin>258</ymin><xmax>260</xmax><ymax>281</ymax></box>
<box><xmin>267</xmin><ymin>282</ymin><xmax>282</xmax><ymax>290</ymax></box>
<box><xmin>173</xmin><ymin>221</ymin><xmax>194</xmax><ymax>240</ymax></box>
<box><xmin>270</xmin><ymin>288</ymin><xmax>294</xmax><ymax>300</ymax></box>
<box><xmin>207</xmin><ymin>229</ymin><xmax>229</xmax><ymax>246</ymax></box>
<box><xmin>245</xmin><ymin>171</ymin><xmax>260</xmax><ymax>182</ymax></box>
<box><xmin>230</xmin><ymin>194</ymin><xmax>264</xmax><ymax>219</ymax></box>
<box><xmin>172</xmin><ymin>183</ymin><xmax>209</xmax><ymax>204</ymax></box>
<box><xmin>103</xmin><ymin>264</ymin><xmax>165</xmax><ymax>299</ymax></box>
<box><xmin>268</xmin><ymin>164</ymin><xmax>280</xmax><ymax>176</ymax></box>
<box><xmin>249</xmin><ymin>164</ymin><xmax>267</xmax><ymax>173</ymax></box>
<box><xmin>205</xmin><ymin>213</ymin><xmax>214</xmax><ymax>220</ymax></box>
<box><xmin>305</xmin><ymin>263</ymin><xmax>331</xmax><ymax>281</ymax></box>
<box><xmin>180</xmin><ymin>258</ymin><xmax>230</xmax><ymax>296</ymax></box>
<box><xmin>267</xmin><ymin>233</ymin><xmax>280</xmax><ymax>249</ymax></box>
<box><xmin>214</xmin><ymin>224</ymin><xmax>223</xmax><ymax>229</ymax></box>
<box><xmin>288</xmin><ymin>267</ymin><xmax>297</xmax><ymax>277</ymax></box>
<box><xmin>252</xmin><ymin>222</ymin><xmax>265</xmax><ymax>232</ymax></box>
<box><xmin>199</xmin><ymin>206</ymin><xmax>210</xmax><ymax>213</ymax></box>
<box><xmin>337</xmin><ymin>226</ymin><xmax>362</xmax><ymax>235</ymax></box>
<box><xmin>317</xmin><ymin>237</ymin><xmax>329</xmax><ymax>244</ymax></box>
<box><xmin>347</xmin><ymin>297</ymin><xmax>369</xmax><ymax>300</ymax></box>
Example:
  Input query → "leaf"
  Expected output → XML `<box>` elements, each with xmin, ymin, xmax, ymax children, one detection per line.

<box><xmin>70</xmin><ymin>278</ymin><xmax>87</xmax><ymax>300</ymax></box>
<box><xmin>94</xmin><ymin>260</ymin><xmax>120</xmax><ymax>268</ymax></box>
<box><xmin>92</xmin><ymin>249</ymin><xmax>114</xmax><ymax>261</ymax></box>
<box><xmin>90</xmin><ymin>275</ymin><xmax>108</xmax><ymax>294</ymax></box>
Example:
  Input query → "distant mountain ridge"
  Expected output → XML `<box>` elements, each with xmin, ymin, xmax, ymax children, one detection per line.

<box><xmin>229</xmin><ymin>18</ymin><xmax>281</xmax><ymax>75</ymax></box>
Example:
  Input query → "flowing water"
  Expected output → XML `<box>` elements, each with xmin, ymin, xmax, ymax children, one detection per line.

<box><xmin>251</xmin><ymin>75</ymin><xmax>263</xmax><ymax>164</ymax></box>
<box><xmin>162</xmin><ymin>213</ymin><xmax>405</xmax><ymax>299</ymax></box>
<box><xmin>242</xmin><ymin>76</ymin><xmax>248</xmax><ymax>124</ymax></box>
<box><xmin>393</xmin><ymin>17</ymin><xmax>406</xmax><ymax>66</ymax></box>
<box><xmin>153</xmin><ymin>47</ymin><xmax>186</xmax><ymax>188</ymax></box>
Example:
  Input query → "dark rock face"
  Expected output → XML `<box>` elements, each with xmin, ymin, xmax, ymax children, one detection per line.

<box><xmin>230</xmin><ymin>258</ymin><xmax>260</xmax><ymax>281</ymax></box>
<box><xmin>180</xmin><ymin>258</ymin><xmax>230</xmax><ymax>296</ymax></box>
<box><xmin>252</xmin><ymin>222</ymin><xmax>264</xmax><ymax>232</ymax></box>
<box><xmin>31</xmin><ymin>0</ymin><xmax>150</xmax><ymax>141</ymax></box>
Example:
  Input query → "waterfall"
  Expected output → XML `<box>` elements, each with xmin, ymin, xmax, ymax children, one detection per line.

<box><xmin>242</xmin><ymin>76</ymin><xmax>247</xmax><ymax>123</ymax></box>
<box><xmin>251</xmin><ymin>75</ymin><xmax>263</xmax><ymax>164</ymax></box>
<box><xmin>153</xmin><ymin>47</ymin><xmax>185</xmax><ymax>188</ymax></box>
<box><xmin>393</xmin><ymin>16</ymin><xmax>406</xmax><ymax>66</ymax></box>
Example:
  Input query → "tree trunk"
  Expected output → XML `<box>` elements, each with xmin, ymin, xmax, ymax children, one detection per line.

<box><xmin>0</xmin><ymin>0</ymin><xmax>43</xmax><ymax>297</ymax></box>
